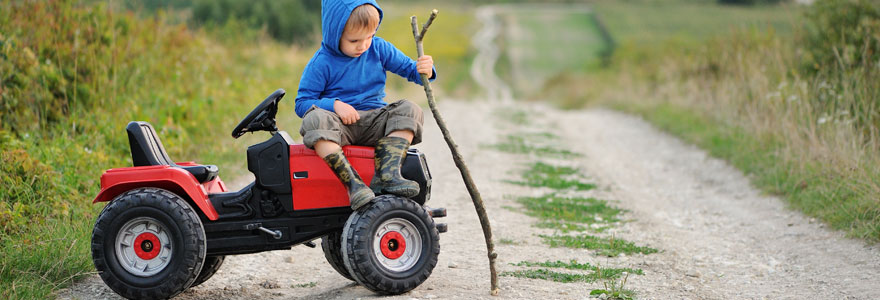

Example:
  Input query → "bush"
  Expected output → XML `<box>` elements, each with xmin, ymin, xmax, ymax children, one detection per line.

<box><xmin>802</xmin><ymin>0</ymin><xmax>880</xmax><ymax>71</ymax></box>
<box><xmin>191</xmin><ymin>0</ymin><xmax>320</xmax><ymax>45</ymax></box>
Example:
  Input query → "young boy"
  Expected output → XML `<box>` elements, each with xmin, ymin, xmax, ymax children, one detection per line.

<box><xmin>295</xmin><ymin>0</ymin><xmax>436</xmax><ymax>210</ymax></box>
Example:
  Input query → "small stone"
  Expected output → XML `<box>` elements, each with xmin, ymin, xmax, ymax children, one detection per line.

<box><xmin>259</xmin><ymin>280</ymin><xmax>280</xmax><ymax>289</ymax></box>
<box><xmin>425</xmin><ymin>295</ymin><xmax>437</xmax><ymax>299</ymax></box>
<box><xmin>686</xmin><ymin>270</ymin><xmax>701</xmax><ymax>278</ymax></box>
<box><xmin>448</xmin><ymin>262</ymin><xmax>458</xmax><ymax>268</ymax></box>
<box><xmin>427</xmin><ymin>287</ymin><xmax>435</xmax><ymax>290</ymax></box>
<box><xmin>598</xmin><ymin>293</ymin><xmax>608</xmax><ymax>299</ymax></box>
<box><xmin>285</xmin><ymin>256</ymin><xmax>295</xmax><ymax>263</ymax></box>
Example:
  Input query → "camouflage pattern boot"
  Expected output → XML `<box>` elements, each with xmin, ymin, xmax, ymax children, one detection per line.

<box><xmin>324</xmin><ymin>150</ymin><xmax>375</xmax><ymax>210</ymax></box>
<box><xmin>370</xmin><ymin>136</ymin><xmax>420</xmax><ymax>197</ymax></box>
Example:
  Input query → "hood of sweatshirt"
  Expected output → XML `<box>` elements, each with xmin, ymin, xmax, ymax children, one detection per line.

<box><xmin>321</xmin><ymin>0</ymin><xmax>384</xmax><ymax>57</ymax></box>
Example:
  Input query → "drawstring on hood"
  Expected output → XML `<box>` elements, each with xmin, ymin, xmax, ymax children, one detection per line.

<box><xmin>321</xmin><ymin>0</ymin><xmax>383</xmax><ymax>57</ymax></box>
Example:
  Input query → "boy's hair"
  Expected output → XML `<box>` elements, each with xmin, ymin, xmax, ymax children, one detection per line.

<box><xmin>345</xmin><ymin>4</ymin><xmax>380</xmax><ymax>32</ymax></box>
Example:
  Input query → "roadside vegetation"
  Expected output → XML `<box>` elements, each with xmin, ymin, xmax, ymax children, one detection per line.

<box><xmin>0</xmin><ymin>1</ymin><xmax>308</xmax><ymax>298</ymax></box>
<box><xmin>499</xmin><ymin>0</ymin><xmax>880</xmax><ymax>243</ymax></box>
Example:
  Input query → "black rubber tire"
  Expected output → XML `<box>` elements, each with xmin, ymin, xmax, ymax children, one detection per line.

<box><xmin>321</xmin><ymin>231</ymin><xmax>354</xmax><ymax>281</ymax></box>
<box><xmin>341</xmin><ymin>195</ymin><xmax>440</xmax><ymax>294</ymax></box>
<box><xmin>91</xmin><ymin>188</ymin><xmax>207</xmax><ymax>300</ymax></box>
<box><xmin>190</xmin><ymin>255</ymin><xmax>225</xmax><ymax>287</ymax></box>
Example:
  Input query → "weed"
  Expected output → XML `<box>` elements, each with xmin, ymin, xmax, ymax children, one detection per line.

<box><xmin>506</xmin><ymin>162</ymin><xmax>596</xmax><ymax>191</ymax></box>
<box><xmin>535</xmin><ymin>221</ymin><xmax>593</xmax><ymax>233</ymax></box>
<box><xmin>517</xmin><ymin>194</ymin><xmax>621</xmax><ymax>226</ymax></box>
<box><xmin>498</xmin><ymin>238</ymin><xmax>521</xmax><ymax>245</ymax></box>
<box><xmin>493</xmin><ymin>108</ymin><xmax>531</xmax><ymax>125</ymax></box>
<box><xmin>590</xmin><ymin>270</ymin><xmax>635</xmax><ymax>300</ymax></box>
<box><xmin>292</xmin><ymin>281</ymin><xmax>317</xmax><ymax>288</ymax></box>
<box><xmin>513</xmin><ymin>260</ymin><xmax>643</xmax><ymax>275</ymax></box>
<box><xmin>540</xmin><ymin>234</ymin><xmax>658</xmax><ymax>257</ymax></box>
<box><xmin>502</xmin><ymin>260</ymin><xmax>642</xmax><ymax>284</ymax></box>
<box><xmin>485</xmin><ymin>135</ymin><xmax>581</xmax><ymax>158</ymax></box>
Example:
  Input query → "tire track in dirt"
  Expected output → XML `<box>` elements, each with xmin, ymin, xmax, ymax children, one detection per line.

<box><xmin>470</xmin><ymin>6</ymin><xmax>512</xmax><ymax>103</ymax></box>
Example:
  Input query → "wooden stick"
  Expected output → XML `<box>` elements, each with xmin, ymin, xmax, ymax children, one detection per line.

<box><xmin>412</xmin><ymin>10</ymin><xmax>500</xmax><ymax>296</ymax></box>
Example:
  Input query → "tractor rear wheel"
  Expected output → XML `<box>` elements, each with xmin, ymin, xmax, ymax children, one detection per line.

<box><xmin>341</xmin><ymin>195</ymin><xmax>440</xmax><ymax>294</ymax></box>
<box><xmin>191</xmin><ymin>255</ymin><xmax>225</xmax><ymax>287</ymax></box>
<box><xmin>91</xmin><ymin>188</ymin><xmax>206</xmax><ymax>299</ymax></box>
<box><xmin>321</xmin><ymin>231</ymin><xmax>354</xmax><ymax>281</ymax></box>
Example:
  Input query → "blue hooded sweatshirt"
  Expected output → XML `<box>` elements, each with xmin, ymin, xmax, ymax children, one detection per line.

<box><xmin>294</xmin><ymin>0</ymin><xmax>436</xmax><ymax>118</ymax></box>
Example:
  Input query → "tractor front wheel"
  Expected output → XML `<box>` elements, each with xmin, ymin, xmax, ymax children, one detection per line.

<box><xmin>341</xmin><ymin>195</ymin><xmax>440</xmax><ymax>294</ymax></box>
<box><xmin>91</xmin><ymin>188</ymin><xmax>206</xmax><ymax>299</ymax></box>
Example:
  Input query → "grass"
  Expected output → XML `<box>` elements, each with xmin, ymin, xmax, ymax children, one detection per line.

<box><xmin>485</xmin><ymin>135</ymin><xmax>581</xmax><ymax>158</ymax></box>
<box><xmin>0</xmin><ymin>1</ymin><xmax>308</xmax><ymax>298</ymax></box>
<box><xmin>292</xmin><ymin>281</ymin><xmax>318</xmax><ymax>288</ymax></box>
<box><xmin>540</xmin><ymin>234</ymin><xmax>658</xmax><ymax>257</ymax></box>
<box><xmin>506</xmin><ymin>161</ymin><xmax>596</xmax><ymax>191</ymax></box>
<box><xmin>592</xmin><ymin>0</ymin><xmax>801</xmax><ymax>46</ymax></box>
<box><xmin>590</xmin><ymin>272</ymin><xmax>636</xmax><ymax>300</ymax></box>
<box><xmin>502</xmin><ymin>260</ymin><xmax>641</xmax><ymax>284</ymax></box>
<box><xmin>498</xmin><ymin>238</ymin><xmax>521</xmax><ymax>245</ymax></box>
<box><xmin>516</xmin><ymin>194</ymin><xmax>621</xmax><ymax>226</ymax></box>
<box><xmin>513</xmin><ymin>260</ymin><xmax>643</xmax><ymax>275</ymax></box>
<box><xmin>535</xmin><ymin>221</ymin><xmax>591</xmax><ymax>233</ymax></box>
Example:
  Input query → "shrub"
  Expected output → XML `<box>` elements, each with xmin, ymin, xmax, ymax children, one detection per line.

<box><xmin>191</xmin><ymin>0</ymin><xmax>320</xmax><ymax>45</ymax></box>
<box><xmin>802</xmin><ymin>0</ymin><xmax>880</xmax><ymax>72</ymax></box>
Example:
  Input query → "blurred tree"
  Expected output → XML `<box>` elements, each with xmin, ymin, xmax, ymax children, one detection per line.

<box><xmin>189</xmin><ymin>0</ymin><xmax>320</xmax><ymax>45</ymax></box>
<box><xmin>802</xmin><ymin>0</ymin><xmax>880</xmax><ymax>72</ymax></box>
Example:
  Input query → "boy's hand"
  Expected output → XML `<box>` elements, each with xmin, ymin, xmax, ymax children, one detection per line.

<box><xmin>334</xmin><ymin>100</ymin><xmax>360</xmax><ymax>125</ymax></box>
<box><xmin>417</xmin><ymin>55</ymin><xmax>434</xmax><ymax>76</ymax></box>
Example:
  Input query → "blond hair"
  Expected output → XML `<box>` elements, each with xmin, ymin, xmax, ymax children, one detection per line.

<box><xmin>345</xmin><ymin>4</ymin><xmax>380</xmax><ymax>32</ymax></box>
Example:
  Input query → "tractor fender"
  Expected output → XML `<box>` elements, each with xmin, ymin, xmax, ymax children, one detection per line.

<box><xmin>93</xmin><ymin>165</ymin><xmax>219</xmax><ymax>220</ymax></box>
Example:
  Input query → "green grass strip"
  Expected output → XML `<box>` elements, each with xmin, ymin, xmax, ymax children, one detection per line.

<box><xmin>501</xmin><ymin>262</ymin><xmax>641</xmax><ymax>283</ymax></box>
<box><xmin>485</xmin><ymin>135</ymin><xmax>582</xmax><ymax>158</ymax></box>
<box><xmin>506</xmin><ymin>162</ymin><xmax>597</xmax><ymax>190</ymax></box>
<box><xmin>540</xmin><ymin>234</ymin><xmax>658</xmax><ymax>257</ymax></box>
<box><xmin>517</xmin><ymin>194</ymin><xmax>621</xmax><ymax>225</ymax></box>
<box><xmin>513</xmin><ymin>260</ymin><xmax>644</xmax><ymax>275</ymax></box>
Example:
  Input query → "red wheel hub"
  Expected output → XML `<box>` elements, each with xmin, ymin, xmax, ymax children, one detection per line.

<box><xmin>380</xmin><ymin>231</ymin><xmax>406</xmax><ymax>259</ymax></box>
<box><xmin>133</xmin><ymin>232</ymin><xmax>161</xmax><ymax>260</ymax></box>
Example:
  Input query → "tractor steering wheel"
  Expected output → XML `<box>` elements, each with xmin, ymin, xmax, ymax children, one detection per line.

<box><xmin>231</xmin><ymin>89</ymin><xmax>286</xmax><ymax>139</ymax></box>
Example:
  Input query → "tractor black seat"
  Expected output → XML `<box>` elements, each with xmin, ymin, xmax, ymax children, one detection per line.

<box><xmin>126</xmin><ymin>121</ymin><xmax>219</xmax><ymax>183</ymax></box>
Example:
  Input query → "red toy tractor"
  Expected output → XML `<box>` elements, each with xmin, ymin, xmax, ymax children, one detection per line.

<box><xmin>90</xmin><ymin>89</ymin><xmax>446</xmax><ymax>299</ymax></box>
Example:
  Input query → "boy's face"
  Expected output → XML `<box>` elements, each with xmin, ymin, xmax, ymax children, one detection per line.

<box><xmin>340</xmin><ymin>25</ymin><xmax>377</xmax><ymax>58</ymax></box>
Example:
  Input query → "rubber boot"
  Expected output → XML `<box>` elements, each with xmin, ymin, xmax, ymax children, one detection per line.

<box><xmin>370</xmin><ymin>136</ymin><xmax>420</xmax><ymax>197</ymax></box>
<box><xmin>324</xmin><ymin>150</ymin><xmax>374</xmax><ymax>210</ymax></box>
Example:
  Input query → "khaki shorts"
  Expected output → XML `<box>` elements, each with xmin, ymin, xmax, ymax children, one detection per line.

<box><xmin>299</xmin><ymin>99</ymin><xmax>424</xmax><ymax>148</ymax></box>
